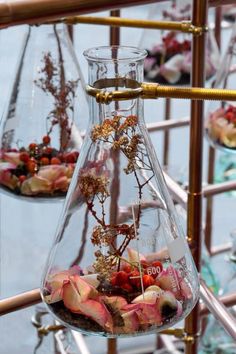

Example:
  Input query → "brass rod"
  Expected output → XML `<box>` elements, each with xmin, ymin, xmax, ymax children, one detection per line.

<box><xmin>0</xmin><ymin>288</ymin><xmax>41</xmax><ymax>316</ymax></box>
<box><xmin>54</xmin><ymin>16</ymin><xmax>205</xmax><ymax>34</ymax></box>
<box><xmin>185</xmin><ymin>0</ymin><xmax>208</xmax><ymax>352</ymax></box>
<box><xmin>142</xmin><ymin>84</ymin><xmax>236</xmax><ymax>101</ymax></box>
<box><xmin>87</xmin><ymin>82</ymin><xmax>236</xmax><ymax>102</ymax></box>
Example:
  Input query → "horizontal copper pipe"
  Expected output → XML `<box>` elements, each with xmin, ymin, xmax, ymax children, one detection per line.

<box><xmin>164</xmin><ymin>172</ymin><xmax>236</xmax><ymax>206</ymax></box>
<box><xmin>0</xmin><ymin>288</ymin><xmax>41</xmax><ymax>316</ymax></box>
<box><xmin>0</xmin><ymin>0</ymin><xmax>160</xmax><ymax>28</ymax></box>
<box><xmin>200</xmin><ymin>292</ymin><xmax>236</xmax><ymax>317</ymax></box>
<box><xmin>147</xmin><ymin>117</ymin><xmax>189</xmax><ymax>132</ymax></box>
<box><xmin>203</xmin><ymin>180</ymin><xmax>236</xmax><ymax>197</ymax></box>
<box><xmin>0</xmin><ymin>0</ymin><xmax>235</xmax><ymax>28</ymax></box>
<box><xmin>210</xmin><ymin>242</ymin><xmax>232</xmax><ymax>256</ymax></box>
<box><xmin>200</xmin><ymin>278</ymin><xmax>236</xmax><ymax>340</ymax></box>
<box><xmin>163</xmin><ymin>171</ymin><xmax>188</xmax><ymax>209</ymax></box>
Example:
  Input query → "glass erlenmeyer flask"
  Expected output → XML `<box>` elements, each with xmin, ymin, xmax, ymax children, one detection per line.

<box><xmin>199</xmin><ymin>230</ymin><xmax>236</xmax><ymax>353</ymax></box>
<box><xmin>0</xmin><ymin>24</ymin><xmax>89</xmax><ymax>199</ymax></box>
<box><xmin>205</xmin><ymin>23</ymin><xmax>236</xmax><ymax>153</ymax></box>
<box><xmin>141</xmin><ymin>1</ymin><xmax>219</xmax><ymax>84</ymax></box>
<box><xmin>41</xmin><ymin>46</ymin><xmax>199</xmax><ymax>337</ymax></box>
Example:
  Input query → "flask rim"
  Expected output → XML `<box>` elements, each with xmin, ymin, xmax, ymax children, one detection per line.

<box><xmin>83</xmin><ymin>45</ymin><xmax>147</xmax><ymax>63</ymax></box>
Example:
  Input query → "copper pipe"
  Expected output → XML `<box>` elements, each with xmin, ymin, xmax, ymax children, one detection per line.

<box><xmin>67</xmin><ymin>24</ymin><xmax>73</xmax><ymax>42</ymax></box>
<box><xmin>210</xmin><ymin>242</ymin><xmax>232</xmax><ymax>256</ymax></box>
<box><xmin>109</xmin><ymin>10</ymin><xmax>120</xmax><ymax>46</ymax></box>
<box><xmin>163</xmin><ymin>171</ymin><xmax>188</xmax><ymax>209</ymax></box>
<box><xmin>0</xmin><ymin>0</ymin><xmax>234</xmax><ymax>29</ymax></box>
<box><xmin>205</xmin><ymin>147</ymin><xmax>215</xmax><ymax>253</ymax></box>
<box><xmin>200</xmin><ymin>292</ymin><xmax>236</xmax><ymax>316</ymax></box>
<box><xmin>108</xmin><ymin>11</ymin><xmax>120</xmax><ymax>354</ymax></box>
<box><xmin>200</xmin><ymin>279</ymin><xmax>236</xmax><ymax>340</ymax></box>
<box><xmin>185</xmin><ymin>0</ymin><xmax>208</xmax><ymax>353</ymax></box>
<box><xmin>203</xmin><ymin>180</ymin><xmax>236</xmax><ymax>196</ymax></box>
<box><xmin>0</xmin><ymin>288</ymin><xmax>41</xmax><ymax>316</ymax></box>
<box><xmin>214</xmin><ymin>6</ymin><xmax>222</xmax><ymax>48</ymax></box>
<box><xmin>209</xmin><ymin>0</ymin><xmax>235</xmax><ymax>6</ymax></box>
<box><xmin>147</xmin><ymin>117</ymin><xmax>190</xmax><ymax>132</ymax></box>
<box><xmin>163</xmin><ymin>98</ymin><xmax>171</xmax><ymax>166</ymax></box>
<box><xmin>0</xmin><ymin>0</ymin><xmax>161</xmax><ymax>28</ymax></box>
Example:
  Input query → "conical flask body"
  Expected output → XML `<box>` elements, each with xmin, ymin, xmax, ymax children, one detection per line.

<box><xmin>0</xmin><ymin>25</ymin><xmax>89</xmax><ymax>199</ymax></box>
<box><xmin>41</xmin><ymin>46</ymin><xmax>199</xmax><ymax>337</ymax></box>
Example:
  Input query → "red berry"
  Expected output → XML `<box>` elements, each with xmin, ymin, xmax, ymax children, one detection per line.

<box><xmin>19</xmin><ymin>152</ymin><xmax>30</xmax><ymax>163</ymax></box>
<box><xmin>225</xmin><ymin>112</ymin><xmax>234</xmax><ymax>122</ymax></box>
<box><xmin>42</xmin><ymin>135</ymin><xmax>50</xmax><ymax>145</ymax></box>
<box><xmin>116</xmin><ymin>271</ymin><xmax>129</xmax><ymax>285</ymax></box>
<box><xmin>122</xmin><ymin>264</ymin><xmax>132</xmax><ymax>273</ymax></box>
<box><xmin>44</xmin><ymin>147</ymin><xmax>53</xmax><ymax>155</ymax></box>
<box><xmin>18</xmin><ymin>175</ymin><xmax>27</xmax><ymax>183</ymax></box>
<box><xmin>140</xmin><ymin>260</ymin><xmax>148</xmax><ymax>269</ymax></box>
<box><xmin>40</xmin><ymin>157</ymin><xmax>50</xmax><ymax>166</ymax></box>
<box><xmin>121</xmin><ymin>282</ymin><xmax>133</xmax><ymax>292</ymax></box>
<box><xmin>29</xmin><ymin>143</ymin><xmax>37</xmax><ymax>150</ymax></box>
<box><xmin>129</xmin><ymin>270</ymin><xmax>142</xmax><ymax>288</ymax></box>
<box><xmin>110</xmin><ymin>273</ymin><xmax>118</xmax><ymax>286</ymax></box>
<box><xmin>73</xmin><ymin>151</ymin><xmax>79</xmax><ymax>160</ymax></box>
<box><xmin>50</xmin><ymin>157</ymin><xmax>61</xmax><ymax>165</ymax></box>
<box><xmin>26</xmin><ymin>160</ymin><xmax>37</xmax><ymax>174</ymax></box>
<box><xmin>142</xmin><ymin>274</ymin><xmax>155</xmax><ymax>289</ymax></box>
<box><xmin>64</xmin><ymin>152</ymin><xmax>76</xmax><ymax>163</ymax></box>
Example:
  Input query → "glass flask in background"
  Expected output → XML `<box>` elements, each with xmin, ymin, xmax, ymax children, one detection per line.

<box><xmin>140</xmin><ymin>0</ymin><xmax>219</xmax><ymax>85</ymax></box>
<box><xmin>214</xmin><ymin>153</ymin><xmax>236</xmax><ymax>197</ymax></box>
<box><xmin>0</xmin><ymin>24</ymin><xmax>89</xmax><ymax>199</ymax></box>
<box><xmin>199</xmin><ymin>230</ymin><xmax>236</xmax><ymax>353</ymax></box>
<box><xmin>205</xmin><ymin>22</ymin><xmax>236</xmax><ymax>153</ymax></box>
<box><xmin>41</xmin><ymin>45</ymin><xmax>199</xmax><ymax>337</ymax></box>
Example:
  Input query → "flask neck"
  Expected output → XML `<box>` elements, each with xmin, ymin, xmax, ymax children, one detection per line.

<box><xmin>84</xmin><ymin>46</ymin><xmax>147</xmax><ymax>125</ymax></box>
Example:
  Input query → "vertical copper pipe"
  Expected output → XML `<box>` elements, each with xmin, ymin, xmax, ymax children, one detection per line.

<box><xmin>107</xmin><ymin>10</ymin><xmax>120</xmax><ymax>354</ymax></box>
<box><xmin>205</xmin><ymin>146</ymin><xmax>215</xmax><ymax>253</ymax></box>
<box><xmin>163</xmin><ymin>98</ymin><xmax>171</xmax><ymax>166</ymax></box>
<box><xmin>110</xmin><ymin>10</ymin><xmax>120</xmax><ymax>45</ymax></box>
<box><xmin>215</xmin><ymin>5</ymin><xmax>222</xmax><ymax>48</ymax></box>
<box><xmin>67</xmin><ymin>24</ymin><xmax>73</xmax><ymax>41</ymax></box>
<box><xmin>185</xmin><ymin>1</ymin><xmax>208</xmax><ymax>353</ymax></box>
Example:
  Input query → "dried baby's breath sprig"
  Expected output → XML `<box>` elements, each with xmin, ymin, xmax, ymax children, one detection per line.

<box><xmin>93</xmin><ymin>250</ymin><xmax>117</xmax><ymax>278</ymax></box>
<box><xmin>81</xmin><ymin>114</ymin><xmax>154</xmax><ymax>273</ymax></box>
<box><xmin>78</xmin><ymin>171</ymin><xmax>109</xmax><ymax>200</ymax></box>
<box><xmin>35</xmin><ymin>52</ymin><xmax>79</xmax><ymax>152</ymax></box>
